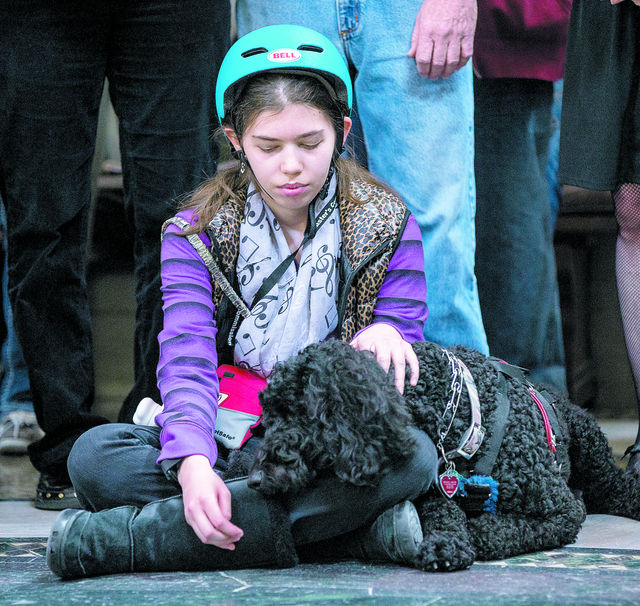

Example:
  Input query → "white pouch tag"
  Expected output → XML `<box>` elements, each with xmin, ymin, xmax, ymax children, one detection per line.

<box><xmin>214</xmin><ymin>407</ymin><xmax>262</xmax><ymax>450</ymax></box>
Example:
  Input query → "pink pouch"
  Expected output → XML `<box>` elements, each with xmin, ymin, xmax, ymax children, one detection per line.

<box><xmin>215</xmin><ymin>365</ymin><xmax>267</xmax><ymax>450</ymax></box>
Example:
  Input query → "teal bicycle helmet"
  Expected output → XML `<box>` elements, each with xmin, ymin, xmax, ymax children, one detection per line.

<box><xmin>216</xmin><ymin>24</ymin><xmax>353</xmax><ymax>125</ymax></box>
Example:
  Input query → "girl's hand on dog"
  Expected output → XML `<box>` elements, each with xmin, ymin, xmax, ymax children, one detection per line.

<box><xmin>178</xmin><ymin>454</ymin><xmax>244</xmax><ymax>549</ymax></box>
<box><xmin>350</xmin><ymin>324</ymin><xmax>419</xmax><ymax>394</ymax></box>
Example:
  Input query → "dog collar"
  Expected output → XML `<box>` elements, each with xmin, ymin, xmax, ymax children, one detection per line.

<box><xmin>438</xmin><ymin>350</ymin><xmax>486</xmax><ymax>465</ymax></box>
<box><xmin>447</xmin><ymin>359</ymin><xmax>485</xmax><ymax>461</ymax></box>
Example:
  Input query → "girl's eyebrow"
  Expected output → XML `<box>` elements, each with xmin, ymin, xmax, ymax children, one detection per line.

<box><xmin>252</xmin><ymin>130</ymin><xmax>325</xmax><ymax>142</ymax></box>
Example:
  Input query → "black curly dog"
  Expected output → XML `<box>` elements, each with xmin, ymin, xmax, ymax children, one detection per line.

<box><xmin>227</xmin><ymin>339</ymin><xmax>640</xmax><ymax>571</ymax></box>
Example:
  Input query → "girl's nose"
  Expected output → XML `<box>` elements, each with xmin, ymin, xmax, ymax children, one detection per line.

<box><xmin>280</xmin><ymin>148</ymin><xmax>303</xmax><ymax>175</ymax></box>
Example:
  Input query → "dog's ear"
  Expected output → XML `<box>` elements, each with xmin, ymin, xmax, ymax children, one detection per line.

<box><xmin>309</xmin><ymin>344</ymin><xmax>415</xmax><ymax>486</ymax></box>
<box><xmin>332</xmin><ymin>436</ymin><xmax>387</xmax><ymax>487</ymax></box>
<box><xmin>248</xmin><ymin>423</ymin><xmax>317</xmax><ymax>496</ymax></box>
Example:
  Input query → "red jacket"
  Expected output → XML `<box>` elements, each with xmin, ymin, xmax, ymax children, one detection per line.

<box><xmin>474</xmin><ymin>0</ymin><xmax>572</xmax><ymax>81</ymax></box>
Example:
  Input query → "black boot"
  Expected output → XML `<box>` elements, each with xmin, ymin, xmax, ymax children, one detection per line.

<box><xmin>47</xmin><ymin>478</ymin><xmax>297</xmax><ymax>579</ymax></box>
<box><xmin>298</xmin><ymin>500</ymin><xmax>423</xmax><ymax>567</ymax></box>
<box><xmin>351</xmin><ymin>500</ymin><xmax>423</xmax><ymax>565</ymax></box>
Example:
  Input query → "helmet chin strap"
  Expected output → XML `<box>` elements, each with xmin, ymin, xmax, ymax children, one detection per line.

<box><xmin>317</xmin><ymin>163</ymin><xmax>334</xmax><ymax>201</ymax></box>
<box><xmin>304</xmin><ymin>163</ymin><xmax>335</xmax><ymax>239</ymax></box>
<box><xmin>235</xmin><ymin>146</ymin><xmax>276</xmax><ymax>203</ymax></box>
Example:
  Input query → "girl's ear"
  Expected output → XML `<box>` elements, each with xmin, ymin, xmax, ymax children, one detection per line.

<box><xmin>224</xmin><ymin>127</ymin><xmax>241</xmax><ymax>152</ymax></box>
<box><xmin>342</xmin><ymin>117</ymin><xmax>352</xmax><ymax>146</ymax></box>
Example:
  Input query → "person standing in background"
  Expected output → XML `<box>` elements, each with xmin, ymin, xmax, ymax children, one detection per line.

<box><xmin>0</xmin><ymin>1</ymin><xmax>231</xmax><ymax>508</ymax></box>
<box><xmin>559</xmin><ymin>0</ymin><xmax>640</xmax><ymax>472</ymax></box>
<box><xmin>474</xmin><ymin>0</ymin><xmax>571</xmax><ymax>392</ymax></box>
<box><xmin>234</xmin><ymin>0</ymin><xmax>489</xmax><ymax>354</ymax></box>
<box><xmin>0</xmin><ymin>201</ymin><xmax>41</xmax><ymax>455</ymax></box>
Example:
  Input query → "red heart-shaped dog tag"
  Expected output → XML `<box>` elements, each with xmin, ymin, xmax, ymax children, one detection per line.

<box><xmin>439</xmin><ymin>472</ymin><xmax>460</xmax><ymax>498</ymax></box>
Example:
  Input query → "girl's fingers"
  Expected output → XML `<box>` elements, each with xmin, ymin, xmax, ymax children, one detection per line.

<box><xmin>391</xmin><ymin>351</ymin><xmax>406</xmax><ymax>394</ymax></box>
<box><xmin>406</xmin><ymin>345</ymin><xmax>420</xmax><ymax>386</ymax></box>
<box><xmin>375</xmin><ymin>348</ymin><xmax>392</xmax><ymax>374</ymax></box>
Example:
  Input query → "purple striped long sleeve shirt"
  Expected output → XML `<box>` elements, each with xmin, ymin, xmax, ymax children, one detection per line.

<box><xmin>155</xmin><ymin>209</ymin><xmax>428</xmax><ymax>467</ymax></box>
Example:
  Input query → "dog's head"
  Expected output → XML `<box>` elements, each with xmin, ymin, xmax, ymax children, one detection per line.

<box><xmin>250</xmin><ymin>340</ymin><xmax>417</xmax><ymax>495</ymax></box>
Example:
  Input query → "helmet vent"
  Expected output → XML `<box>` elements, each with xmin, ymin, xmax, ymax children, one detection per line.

<box><xmin>241</xmin><ymin>47</ymin><xmax>268</xmax><ymax>58</ymax></box>
<box><xmin>297</xmin><ymin>44</ymin><xmax>323</xmax><ymax>54</ymax></box>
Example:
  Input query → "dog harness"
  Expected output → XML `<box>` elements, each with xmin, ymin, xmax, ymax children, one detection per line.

<box><xmin>488</xmin><ymin>359</ymin><xmax>562</xmax><ymax>457</ymax></box>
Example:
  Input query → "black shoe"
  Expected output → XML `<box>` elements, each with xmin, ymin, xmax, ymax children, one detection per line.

<box><xmin>35</xmin><ymin>473</ymin><xmax>81</xmax><ymax>510</ymax></box>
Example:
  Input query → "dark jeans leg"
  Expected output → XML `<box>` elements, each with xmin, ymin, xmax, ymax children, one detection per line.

<box><xmin>108</xmin><ymin>1</ymin><xmax>231</xmax><ymax>422</ymax></box>
<box><xmin>68</xmin><ymin>423</ymin><xmax>179</xmax><ymax>510</ymax></box>
<box><xmin>0</xmin><ymin>3</ymin><xmax>112</xmax><ymax>478</ymax></box>
<box><xmin>474</xmin><ymin>77</ymin><xmax>567</xmax><ymax>392</ymax></box>
<box><xmin>69</xmin><ymin>422</ymin><xmax>437</xmax><ymax>546</ymax></box>
<box><xmin>288</xmin><ymin>427</ymin><xmax>437</xmax><ymax>544</ymax></box>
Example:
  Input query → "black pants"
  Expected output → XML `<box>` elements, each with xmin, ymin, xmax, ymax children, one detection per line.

<box><xmin>0</xmin><ymin>1</ymin><xmax>230</xmax><ymax>478</ymax></box>
<box><xmin>474</xmin><ymin>77</ymin><xmax>566</xmax><ymax>392</ymax></box>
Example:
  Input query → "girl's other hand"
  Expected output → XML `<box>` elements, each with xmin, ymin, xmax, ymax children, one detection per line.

<box><xmin>350</xmin><ymin>324</ymin><xmax>419</xmax><ymax>394</ymax></box>
<box><xmin>611</xmin><ymin>0</ymin><xmax>640</xmax><ymax>5</ymax></box>
<box><xmin>178</xmin><ymin>454</ymin><xmax>244</xmax><ymax>549</ymax></box>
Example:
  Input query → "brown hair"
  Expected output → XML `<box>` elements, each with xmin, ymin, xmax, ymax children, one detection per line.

<box><xmin>181</xmin><ymin>73</ymin><xmax>392</xmax><ymax>235</ymax></box>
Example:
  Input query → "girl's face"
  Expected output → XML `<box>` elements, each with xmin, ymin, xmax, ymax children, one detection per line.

<box><xmin>225</xmin><ymin>103</ymin><xmax>351</xmax><ymax>224</ymax></box>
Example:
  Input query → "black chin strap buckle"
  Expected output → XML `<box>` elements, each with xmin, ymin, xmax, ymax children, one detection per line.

<box><xmin>318</xmin><ymin>164</ymin><xmax>334</xmax><ymax>201</ymax></box>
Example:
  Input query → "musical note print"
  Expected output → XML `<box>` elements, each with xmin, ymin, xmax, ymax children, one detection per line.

<box><xmin>314</xmin><ymin>244</ymin><xmax>336</xmax><ymax>297</ymax></box>
<box><xmin>278</xmin><ymin>285</ymin><xmax>295</xmax><ymax>315</ymax></box>
<box><xmin>251</xmin><ymin>294</ymin><xmax>278</xmax><ymax>329</ymax></box>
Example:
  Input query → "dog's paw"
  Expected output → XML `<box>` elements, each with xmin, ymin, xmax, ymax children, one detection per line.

<box><xmin>414</xmin><ymin>531</ymin><xmax>476</xmax><ymax>572</ymax></box>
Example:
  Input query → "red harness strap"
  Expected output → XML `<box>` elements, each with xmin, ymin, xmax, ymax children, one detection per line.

<box><xmin>529</xmin><ymin>387</ymin><xmax>557</xmax><ymax>453</ymax></box>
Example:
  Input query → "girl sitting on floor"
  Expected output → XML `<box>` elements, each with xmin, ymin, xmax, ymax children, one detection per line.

<box><xmin>47</xmin><ymin>24</ymin><xmax>438</xmax><ymax>578</ymax></box>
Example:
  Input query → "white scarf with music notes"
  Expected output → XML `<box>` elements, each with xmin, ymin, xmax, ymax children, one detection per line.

<box><xmin>234</xmin><ymin>178</ymin><xmax>340</xmax><ymax>377</ymax></box>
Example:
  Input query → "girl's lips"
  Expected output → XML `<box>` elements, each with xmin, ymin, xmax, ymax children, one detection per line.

<box><xmin>279</xmin><ymin>183</ymin><xmax>308</xmax><ymax>197</ymax></box>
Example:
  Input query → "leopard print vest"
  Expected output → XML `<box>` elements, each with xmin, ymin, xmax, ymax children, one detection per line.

<box><xmin>205</xmin><ymin>179</ymin><xmax>409</xmax><ymax>362</ymax></box>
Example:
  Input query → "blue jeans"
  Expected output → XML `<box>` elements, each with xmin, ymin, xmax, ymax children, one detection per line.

<box><xmin>546</xmin><ymin>80</ymin><xmax>564</xmax><ymax>228</ymax></box>
<box><xmin>0</xmin><ymin>203</ymin><xmax>32</xmax><ymax>417</ymax></box>
<box><xmin>0</xmin><ymin>1</ymin><xmax>230</xmax><ymax>478</ymax></box>
<box><xmin>236</xmin><ymin>0</ymin><xmax>488</xmax><ymax>353</ymax></box>
<box><xmin>474</xmin><ymin>78</ymin><xmax>566</xmax><ymax>392</ymax></box>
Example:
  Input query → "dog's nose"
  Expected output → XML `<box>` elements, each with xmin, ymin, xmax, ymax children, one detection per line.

<box><xmin>247</xmin><ymin>469</ymin><xmax>263</xmax><ymax>490</ymax></box>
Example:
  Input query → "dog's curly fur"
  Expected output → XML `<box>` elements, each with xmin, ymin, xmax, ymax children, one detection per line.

<box><xmin>227</xmin><ymin>339</ymin><xmax>640</xmax><ymax>571</ymax></box>
<box><xmin>244</xmin><ymin>341</ymin><xmax>416</xmax><ymax>496</ymax></box>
